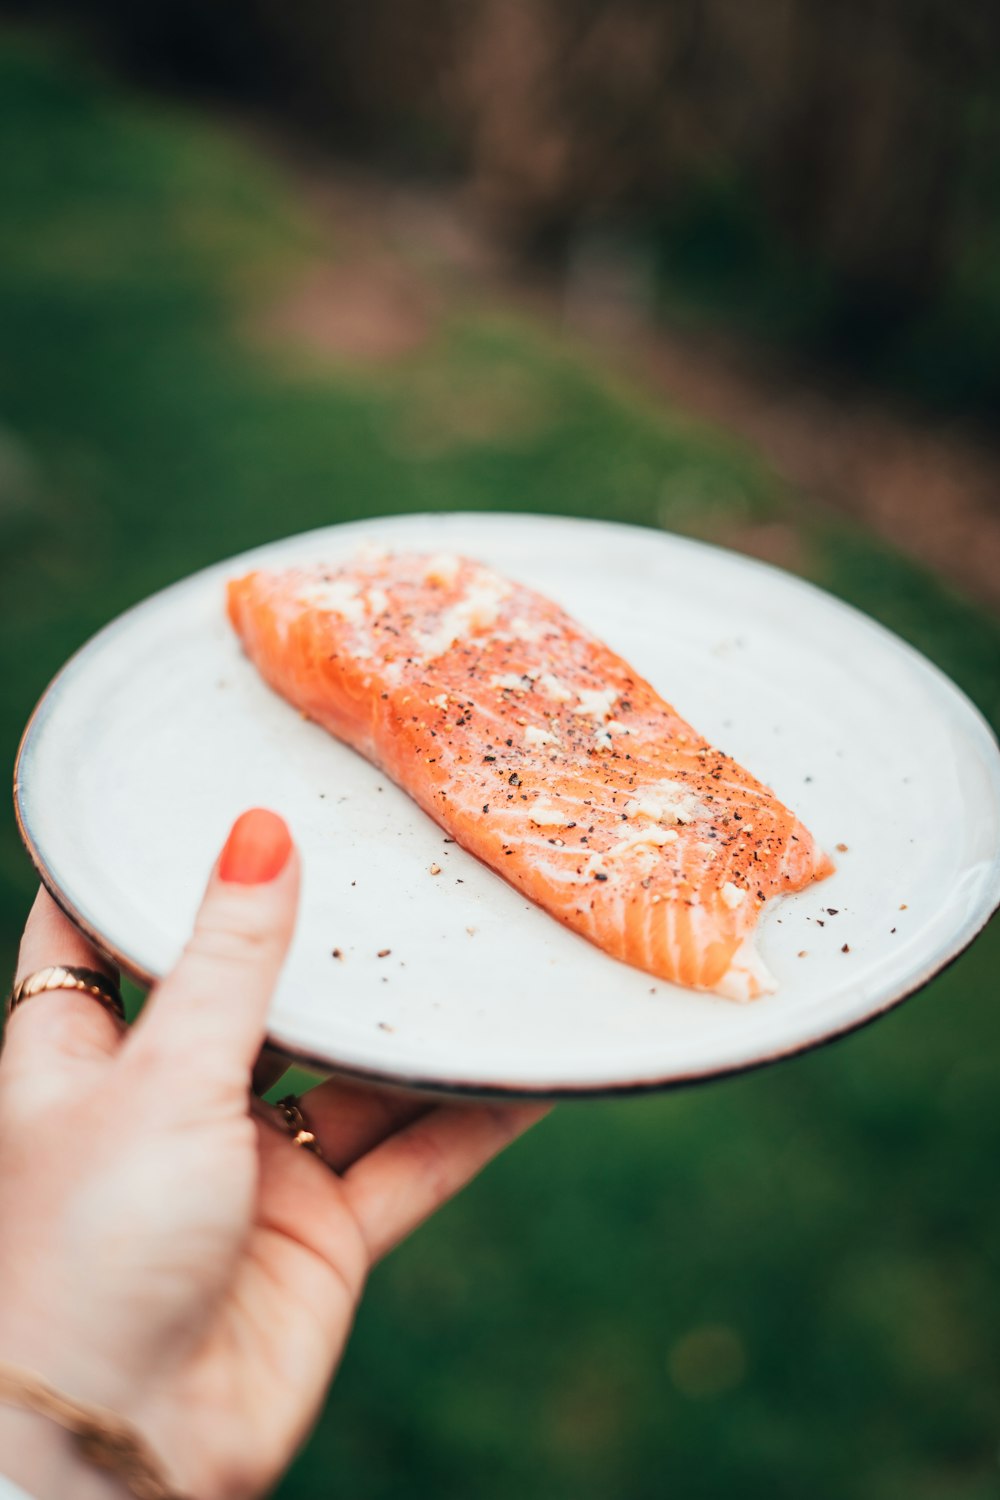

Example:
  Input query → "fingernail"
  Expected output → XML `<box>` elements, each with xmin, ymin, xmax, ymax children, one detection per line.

<box><xmin>218</xmin><ymin>809</ymin><xmax>293</xmax><ymax>885</ymax></box>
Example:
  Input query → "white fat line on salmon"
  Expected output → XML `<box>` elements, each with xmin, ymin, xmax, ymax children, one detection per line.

<box><xmin>641</xmin><ymin>870</ymin><xmax>666</xmax><ymax>973</ymax></box>
<box><xmin>454</xmin><ymin>700</ymin><xmax>527</xmax><ymax>743</ymax></box>
<box><xmin>703</xmin><ymin>771</ymin><xmax>769</xmax><ymax>802</ymax></box>
<box><xmin>659</xmin><ymin>885</ymin><xmax>687</xmax><ymax>977</ymax></box>
<box><xmin>491</xmin><ymin>815</ymin><xmax>575</xmax><ymax>854</ymax></box>
<box><xmin>602</xmin><ymin>879</ymin><xmax>630</xmax><ymax>964</ymax></box>
<box><xmin>517</xmin><ymin>853</ymin><xmax>585</xmax><ymax>882</ymax></box>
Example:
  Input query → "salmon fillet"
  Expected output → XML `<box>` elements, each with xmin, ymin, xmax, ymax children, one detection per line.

<box><xmin>227</xmin><ymin>549</ymin><xmax>832</xmax><ymax>999</ymax></box>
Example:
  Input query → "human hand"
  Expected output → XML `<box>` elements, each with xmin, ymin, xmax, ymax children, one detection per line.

<box><xmin>0</xmin><ymin>810</ymin><xmax>545</xmax><ymax>1499</ymax></box>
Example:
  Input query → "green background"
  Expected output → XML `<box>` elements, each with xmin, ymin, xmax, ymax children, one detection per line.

<box><xmin>1</xmin><ymin>35</ymin><xmax>998</xmax><ymax>1499</ymax></box>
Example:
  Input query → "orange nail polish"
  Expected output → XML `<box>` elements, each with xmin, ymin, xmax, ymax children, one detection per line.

<box><xmin>218</xmin><ymin>809</ymin><xmax>292</xmax><ymax>884</ymax></box>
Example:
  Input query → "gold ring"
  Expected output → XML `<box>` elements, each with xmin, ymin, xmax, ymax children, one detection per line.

<box><xmin>6</xmin><ymin>966</ymin><xmax>125</xmax><ymax>1025</ymax></box>
<box><xmin>274</xmin><ymin>1095</ymin><xmax>324</xmax><ymax>1159</ymax></box>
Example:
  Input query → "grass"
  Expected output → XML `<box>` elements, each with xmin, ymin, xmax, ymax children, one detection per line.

<box><xmin>1</xmin><ymin>31</ymin><xmax>999</xmax><ymax>1500</ymax></box>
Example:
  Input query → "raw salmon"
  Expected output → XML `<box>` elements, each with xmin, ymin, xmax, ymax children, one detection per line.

<box><xmin>227</xmin><ymin>550</ymin><xmax>832</xmax><ymax>998</ymax></box>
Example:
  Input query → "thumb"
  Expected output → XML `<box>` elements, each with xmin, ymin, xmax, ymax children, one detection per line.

<box><xmin>127</xmin><ymin>809</ymin><xmax>299</xmax><ymax>1086</ymax></box>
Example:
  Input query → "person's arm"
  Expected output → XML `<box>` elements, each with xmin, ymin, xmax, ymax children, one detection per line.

<box><xmin>0</xmin><ymin>810</ymin><xmax>545</xmax><ymax>1499</ymax></box>
<box><xmin>0</xmin><ymin>1410</ymin><xmax>120</xmax><ymax>1500</ymax></box>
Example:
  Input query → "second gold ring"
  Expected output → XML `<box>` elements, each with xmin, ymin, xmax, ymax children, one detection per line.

<box><xmin>273</xmin><ymin>1094</ymin><xmax>324</xmax><ymax>1159</ymax></box>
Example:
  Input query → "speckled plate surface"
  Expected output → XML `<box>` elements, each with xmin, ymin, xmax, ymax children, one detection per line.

<box><xmin>14</xmin><ymin>513</ymin><xmax>1000</xmax><ymax>1097</ymax></box>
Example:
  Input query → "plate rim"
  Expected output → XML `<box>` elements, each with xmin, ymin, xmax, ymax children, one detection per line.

<box><xmin>13</xmin><ymin>512</ymin><xmax>1000</xmax><ymax>1098</ymax></box>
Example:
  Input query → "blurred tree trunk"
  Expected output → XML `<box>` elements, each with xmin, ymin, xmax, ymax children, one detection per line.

<box><xmin>755</xmin><ymin>0</ymin><xmax>971</xmax><ymax>344</ymax></box>
<box><xmin>450</xmin><ymin>0</ymin><xmax>704</xmax><ymax>256</ymax></box>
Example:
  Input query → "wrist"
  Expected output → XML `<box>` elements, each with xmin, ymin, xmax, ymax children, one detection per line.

<box><xmin>0</xmin><ymin>1304</ymin><xmax>141</xmax><ymax>1420</ymax></box>
<box><xmin>0</xmin><ymin>1403</ymin><xmax>127</xmax><ymax>1500</ymax></box>
<box><xmin>0</xmin><ymin>1347</ymin><xmax>184</xmax><ymax>1500</ymax></box>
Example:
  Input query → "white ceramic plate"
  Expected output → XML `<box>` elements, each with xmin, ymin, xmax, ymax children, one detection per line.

<box><xmin>14</xmin><ymin>513</ymin><xmax>1000</xmax><ymax>1096</ymax></box>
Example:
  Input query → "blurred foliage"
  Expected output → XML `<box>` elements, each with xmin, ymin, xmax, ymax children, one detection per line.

<box><xmin>10</xmin><ymin>0</ymin><xmax>1000</xmax><ymax>415</ymax></box>
<box><xmin>1</xmin><ymin>32</ymin><xmax>999</xmax><ymax>1500</ymax></box>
